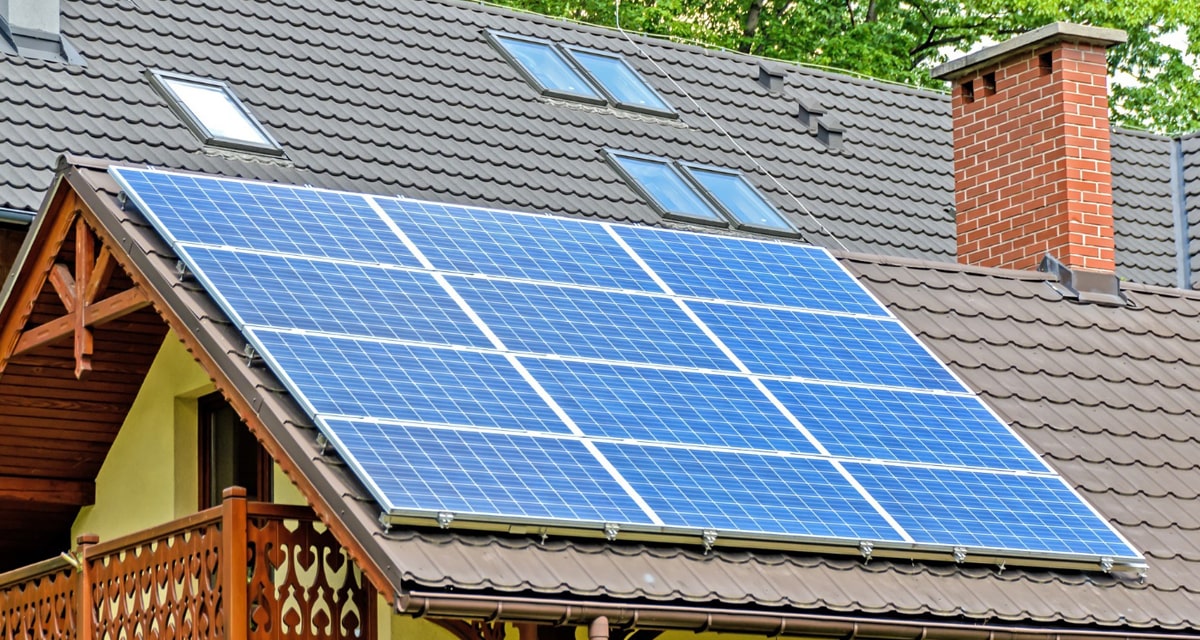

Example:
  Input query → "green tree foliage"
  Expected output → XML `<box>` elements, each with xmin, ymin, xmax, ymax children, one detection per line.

<box><xmin>493</xmin><ymin>0</ymin><xmax>1200</xmax><ymax>133</ymax></box>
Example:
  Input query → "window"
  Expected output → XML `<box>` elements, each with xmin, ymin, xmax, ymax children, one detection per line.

<box><xmin>608</xmin><ymin>151</ymin><xmax>798</xmax><ymax>236</ymax></box>
<box><xmin>564</xmin><ymin>48</ymin><xmax>673</xmax><ymax>113</ymax></box>
<box><xmin>490</xmin><ymin>32</ymin><xmax>674</xmax><ymax>117</ymax></box>
<box><xmin>682</xmin><ymin>164</ymin><xmax>797</xmax><ymax>235</ymax></box>
<box><xmin>150</xmin><ymin>70</ymin><xmax>283</xmax><ymax>155</ymax></box>
<box><xmin>198</xmin><ymin>393</ymin><xmax>272</xmax><ymax>509</ymax></box>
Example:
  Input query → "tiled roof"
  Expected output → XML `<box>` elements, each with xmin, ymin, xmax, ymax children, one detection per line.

<box><xmin>7</xmin><ymin>0</ymin><xmax>1200</xmax><ymax>631</ymax></box>
<box><xmin>0</xmin><ymin>0</ymin><xmax>1191</xmax><ymax>286</ymax></box>
<box><xmin>62</xmin><ymin>160</ymin><xmax>1200</xmax><ymax>634</ymax></box>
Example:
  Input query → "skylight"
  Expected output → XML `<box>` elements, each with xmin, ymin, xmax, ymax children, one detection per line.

<box><xmin>608</xmin><ymin>151</ymin><xmax>797</xmax><ymax>236</ymax></box>
<box><xmin>150</xmin><ymin>70</ymin><xmax>282</xmax><ymax>155</ymax></box>
<box><xmin>490</xmin><ymin>32</ymin><xmax>674</xmax><ymax>116</ymax></box>
<box><xmin>565</xmin><ymin>48</ymin><xmax>674</xmax><ymax>114</ymax></box>
<box><xmin>608</xmin><ymin>153</ymin><xmax>725</xmax><ymax>225</ymax></box>
<box><xmin>682</xmin><ymin>165</ymin><xmax>797</xmax><ymax>234</ymax></box>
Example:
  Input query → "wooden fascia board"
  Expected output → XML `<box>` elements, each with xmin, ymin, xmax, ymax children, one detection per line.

<box><xmin>59</xmin><ymin>165</ymin><xmax>402</xmax><ymax>605</ymax></box>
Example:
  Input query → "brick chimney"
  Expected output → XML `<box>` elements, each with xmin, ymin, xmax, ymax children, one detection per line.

<box><xmin>932</xmin><ymin>23</ymin><xmax>1126</xmax><ymax>273</ymax></box>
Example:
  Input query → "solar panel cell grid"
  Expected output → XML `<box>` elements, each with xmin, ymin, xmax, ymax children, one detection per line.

<box><xmin>451</xmin><ymin>276</ymin><xmax>733</xmax><ymax>369</ymax></box>
<box><xmin>379</xmin><ymin>198</ymin><xmax>661</xmax><ymax>291</ymax></box>
<box><xmin>252</xmin><ymin>330</ymin><xmax>575</xmax><ymax>435</ymax></box>
<box><xmin>182</xmin><ymin>246</ymin><xmax>494</xmax><ymax>348</ymax></box>
<box><xmin>328</xmin><ymin>420</ymin><xmax>654</xmax><ymax>523</ymax></box>
<box><xmin>693</xmin><ymin>302</ymin><xmax>963</xmax><ymax>391</ymax></box>
<box><xmin>523</xmin><ymin>358</ymin><xmax>820</xmax><ymax>453</ymax></box>
<box><xmin>844</xmin><ymin>462</ymin><xmax>1134</xmax><ymax>556</ymax></box>
<box><xmin>613</xmin><ymin>224</ymin><xmax>887</xmax><ymax>316</ymax></box>
<box><xmin>765</xmin><ymin>380</ymin><xmax>1047</xmax><ymax>472</ymax></box>
<box><xmin>113</xmin><ymin>169</ymin><xmax>421</xmax><ymax>266</ymax></box>
<box><xmin>598</xmin><ymin>442</ymin><xmax>903</xmax><ymax>539</ymax></box>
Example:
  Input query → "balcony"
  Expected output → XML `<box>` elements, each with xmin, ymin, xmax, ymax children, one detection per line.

<box><xmin>0</xmin><ymin>487</ymin><xmax>375</xmax><ymax>639</ymax></box>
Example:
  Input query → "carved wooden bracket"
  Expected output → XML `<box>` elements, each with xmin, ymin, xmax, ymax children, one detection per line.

<box><xmin>0</xmin><ymin>211</ymin><xmax>149</xmax><ymax>379</ymax></box>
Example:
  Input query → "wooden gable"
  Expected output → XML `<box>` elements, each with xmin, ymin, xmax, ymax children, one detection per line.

<box><xmin>0</xmin><ymin>180</ymin><xmax>165</xmax><ymax>568</ymax></box>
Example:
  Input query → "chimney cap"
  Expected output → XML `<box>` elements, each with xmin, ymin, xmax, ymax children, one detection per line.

<box><xmin>931</xmin><ymin>22</ymin><xmax>1126</xmax><ymax>81</ymax></box>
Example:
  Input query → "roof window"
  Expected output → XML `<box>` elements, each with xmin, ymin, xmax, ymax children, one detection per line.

<box><xmin>608</xmin><ymin>151</ymin><xmax>797</xmax><ymax>236</ymax></box>
<box><xmin>490</xmin><ymin>32</ymin><xmax>675</xmax><ymax>117</ymax></box>
<box><xmin>150</xmin><ymin>70</ymin><xmax>282</xmax><ymax>155</ymax></box>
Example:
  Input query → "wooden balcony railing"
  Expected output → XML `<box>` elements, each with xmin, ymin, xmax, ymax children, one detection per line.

<box><xmin>0</xmin><ymin>487</ymin><xmax>375</xmax><ymax>640</ymax></box>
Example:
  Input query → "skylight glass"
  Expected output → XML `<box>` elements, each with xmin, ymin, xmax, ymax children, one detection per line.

<box><xmin>492</xmin><ymin>34</ymin><xmax>604</xmax><ymax>102</ymax></box>
<box><xmin>611</xmin><ymin>154</ymin><xmax>725</xmax><ymax>225</ymax></box>
<box><xmin>151</xmin><ymin>70</ymin><xmax>281</xmax><ymax>154</ymax></box>
<box><xmin>566</xmin><ymin>49</ymin><xmax>673</xmax><ymax>114</ymax></box>
<box><xmin>684</xmin><ymin>166</ymin><xmax>796</xmax><ymax>234</ymax></box>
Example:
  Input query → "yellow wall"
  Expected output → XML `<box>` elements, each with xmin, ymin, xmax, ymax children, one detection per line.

<box><xmin>71</xmin><ymin>332</ymin><xmax>211</xmax><ymax>543</ymax></box>
<box><xmin>71</xmin><ymin>331</ymin><xmax>306</xmax><ymax>542</ymax></box>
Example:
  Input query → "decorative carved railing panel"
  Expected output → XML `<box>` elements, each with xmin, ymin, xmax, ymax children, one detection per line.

<box><xmin>85</xmin><ymin>514</ymin><xmax>224</xmax><ymax>640</ymax></box>
<box><xmin>0</xmin><ymin>558</ymin><xmax>76</xmax><ymax>640</ymax></box>
<box><xmin>246</xmin><ymin>505</ymin><xmax>374</xmax><ymax>640</ymax></box>
<box><xmin>0</xmin><ymin>493</ymin><xmax>374</xmax><ymax>640</ymax></box>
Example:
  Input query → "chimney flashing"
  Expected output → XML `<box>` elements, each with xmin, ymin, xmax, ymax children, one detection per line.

<box><xmin>1039</xmin><ymin>254</ymin><xmax>1126</xmax><ymax>307</ymax></box>
<box><xmin>931</xmin><ymin>22</ymin><xmax>1126</xmax><ymax>81</ymax></box>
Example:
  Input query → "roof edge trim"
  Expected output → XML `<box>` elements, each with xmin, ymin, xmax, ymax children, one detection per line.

<box><xmin>400</xmin><ymin>591</ymin><xmax>1188</xmax><ymax>639</ymax></box>
<box><xmin>932</xmin><ymin>22</ymin><xmax>1126</xmax><ymax>80</ymax></box>
<box><xmin>0</xmin><ymin>207</ymin><xmax>34</xmax><ymax>225</ymax></box>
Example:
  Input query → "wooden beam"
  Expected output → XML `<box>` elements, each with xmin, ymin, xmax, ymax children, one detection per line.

<box><xmin>0</xmin><ymin>198</ymin><xmax>78</xmax><ymax>377</ymax></box>
<box><xmin>74</xmin><ymin>217</ymin><xmax>94</xmax><ymax>379</ymax></box>
<box><xmin>83</xmin><ymin>247</ymin><xmax>114</xmax><ymax>305</ymax></box>
<box><xmin>0</xmin><ymin>476</ymin><xmax>94</xmax><ymax>506</ymax></box>
<box><xmin>11</xmin><ymin>286</ymin><xmax>150</xmax><ymax>357</ymax></box>
<box><xmin>48</xmin><ymin>263</ymin><xmax>76</xmax><ymax>313</ymax></box>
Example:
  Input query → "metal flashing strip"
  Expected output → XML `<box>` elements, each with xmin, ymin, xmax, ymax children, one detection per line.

<box><xmin>1038</xmin><ymin>254</ymin><xmax>1126</xmax><ymax>307</ymax></box>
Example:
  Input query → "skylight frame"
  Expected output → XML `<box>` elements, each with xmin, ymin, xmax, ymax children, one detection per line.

<box><xmin>488</xmin><ymin>30</ymin><xmax>676</xmax><ymax>118</ymax></box>
<box><xmin>149</xmin><ymin>70</ymin><xmax>284</xmax><ymax>156</ymax></box>
<box><xmin>679</xmin><ymin>162</ymin><xmax>800</xmax><ymax>237</ymax></box>
<box><xmin>605</xmin><ymin>150</ymin><xmax>729</xmax><ymax>227</ymax></box>
<box><xmin>561</xmin><ymin>45</ymin><xmax>677</xmax><ymax>118</ymax></box>
<box><xmin>487</xmin><ymin>31</ymin><xmax>608</xmax><ymax>106</ymax></box>
<box><xmin>607</xmin><ymin>150</ymin><xmax>799</xmax><ymax>237</ymax></box>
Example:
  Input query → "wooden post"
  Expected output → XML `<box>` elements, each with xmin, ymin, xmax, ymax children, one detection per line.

<box><xmin>76</xmin><ymin>533</ymin><xmax>99</xmax><ymax>640</ymax></box>
<box><xmin>221</xmin><ymin>486</ymin><xmax>249</xmax><ymax>640</ymax></box>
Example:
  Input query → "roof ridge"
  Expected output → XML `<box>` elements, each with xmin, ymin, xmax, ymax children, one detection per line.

<box><xmin>416</xmin><ymin>0</ymin><xmax>952</xmax><ymax>100</ymax></box>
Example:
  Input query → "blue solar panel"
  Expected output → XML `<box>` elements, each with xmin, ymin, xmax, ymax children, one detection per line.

<box><xmin>523</xmin><ymin>358</ymin><xmax>819</xmax><ymax>453</ymax></box>
<box><xmin>613</xmin><ymin>224</ymin><xmax>887</xmax><ymax>316</ymax></box>
<box><xmin>763</xmin><ymin>380</ymin><xmax>1047</xmax><ymax>472</ymax></box>
<box><xmin>251</xmin><ymin>330</ymin><xmax>574</xmax><ymax>434</ymax></box>
<box><xmin>181</xmin><ymin>246</ymin><xmax>492</xmax><ymax>348</ymax></box>
<box><xmin>693</xmin><ymin>302</ymin><xmax>962</xmax><ymax>391</ymax></box>
<box><xmin>112</xmin><ymin>167</ymin><xmax>1143</xmax><ymax>568</ymax></box>
<box><xmin>844</xmin><ymin>462</ymin><xmax>1133</xmax><ymax>557</ymax></box>
<box><xmin>450</xmin><ymin>276</ymin><xmax>732</xmax><ymax>369</ymax></box>
<box><xmin>327</xmin><ymin>420</ymin><xmax>654</xmax><ymax>524</ymax></box>
<box><xmin>597</xmin><ymin>443</ymin><xmax>902</xmax><ymax>539</ymax></box>
<box><xmin>111</xmin><ymin>168</ymin><xmax>421</xmax><ymax>267</ymax></box>
<box><xmin>378</xmin><ymin>198</ymin><xmax>660</xmax><ymax>292</ymax></box>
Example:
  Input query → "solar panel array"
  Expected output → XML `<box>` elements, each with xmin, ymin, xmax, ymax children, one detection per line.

<box><xmin>111</xmin><ymin>166</ymin><xmax>1143</xmax><ymax>568</ymax></box>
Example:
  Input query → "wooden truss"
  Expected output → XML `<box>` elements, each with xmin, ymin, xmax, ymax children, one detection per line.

<box><xmin>0</xmin><ymin>192</ymin><xmax>150</xmax><ymax>380</ymax></box>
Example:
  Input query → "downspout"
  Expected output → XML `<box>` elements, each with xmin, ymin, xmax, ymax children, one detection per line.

<box><xmin>1170</xmin><ymin>136</ymin><xmax>1190</xmax><ymax>289</ymax></box>
<box><xmin>399</xmin><ymin>591</ymin><xmax>1200</xmax><ymax>640</ymax></box>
